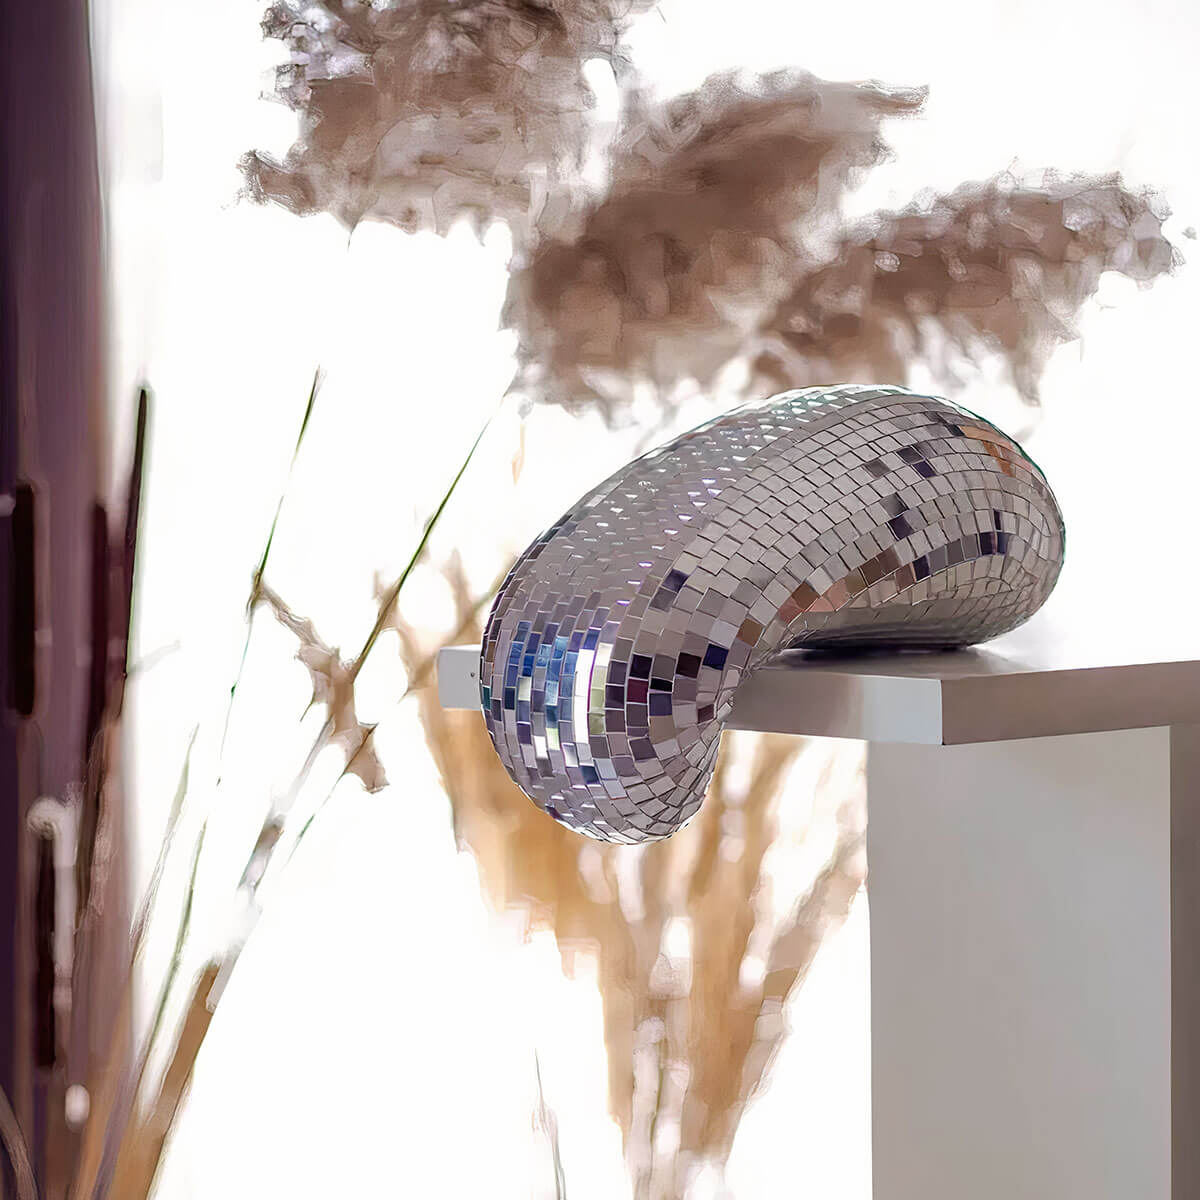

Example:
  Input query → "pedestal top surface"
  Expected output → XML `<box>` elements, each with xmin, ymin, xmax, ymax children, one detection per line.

<box><xmin>436</xmin><ymin>595</ymin><xmax>1200</xmax><ymax>744</ymax></box>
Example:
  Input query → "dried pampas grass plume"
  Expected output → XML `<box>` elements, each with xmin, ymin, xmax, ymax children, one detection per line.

<box><xmin>505</xmin><ymin>70</ymin><xmax>927</xmax><ymax>417</ymax></box>
<box><xmin>752</xmin><ymin>172</ymin><xmax>1180</xmax><ymax>404</ymax></box>
<box><xmin>511</xmin><ymin>158</ymin><xmax>1177</xmax><ymax>418</ymax></box>
<box><xmin>242</xmin><ymin>0</ymin><xmax>655</xmax><ymax>238</ymax></box>
<box><xmin>243</xmin><ymin>8</ymin><xmax>1177</xmax><ymax>423</ymax></box>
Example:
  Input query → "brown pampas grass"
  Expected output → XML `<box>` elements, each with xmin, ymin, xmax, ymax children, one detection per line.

<box><xmin>752</xmin><ymin>171</ymin><xmax>1179</xmax><ymax>405</ymax></box>
<box><xmin>504</xmin><ymin>71</ymin><xmax>926</xmax><ymax>418</ymax></box>
<box><xmin>508</xmin><ymin>157</ymin><xmax>1176</xmax><ymax>419</ymax></box>
<box><xmin>244</xmin><ymin>6</ymin><xmax>1176</xmax><ymax>424</ymax></box>
<box><xmin>108</xmin><ymin>963</ymin><xmax>220</xmax><ymax>1199</ymax></box>
<box><xmin>243</xmin><ymin>0</ymin><xmax>654</xmax><ymax>238</ymax></box>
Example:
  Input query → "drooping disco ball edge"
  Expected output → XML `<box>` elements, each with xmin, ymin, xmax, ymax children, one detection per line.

<box><xmin>480</xmin><ymin>385</ymin><xmax>1065</xmax><ymax>843</ymax></box>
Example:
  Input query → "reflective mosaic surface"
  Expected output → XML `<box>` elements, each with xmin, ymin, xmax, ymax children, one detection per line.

<box><xmin>481</xmin><ymin>385</ymin><xmax>1065</xmax><ymax>842</ymax></box>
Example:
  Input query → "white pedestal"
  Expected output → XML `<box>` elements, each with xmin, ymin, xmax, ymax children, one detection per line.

<box><xmin>436</xmin><ymin>613</ymin><xmax>1200</xmax><ymax>1198</ymax></box>
<box><xmin>869</xmin><ymin>726</ymin><xmax>1197</xmax><ymax>1199</ymax></box>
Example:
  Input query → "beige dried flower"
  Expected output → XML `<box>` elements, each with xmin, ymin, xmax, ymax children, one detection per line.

<box><xmin>259</xmin><ymin>582</ymin><xmax>388</xmax><ymax>792</ymax></box>
<box><xmin>505</xmin><ymin>70</ymin><xmax>926</xmax><ymax>417</ymax></box>
<box><xmin>752</xmin><ymin>171</ymin><xmax>1179</xmax><ymax>404</ymax></box>
<box><xmin>244</xmin><ymin>10</ymin><xmax>1176</xmax><ymax>424</ymax></box>
<box><xmin>243</xmin><ymin>0</ymin><xmax>655</xmax><ymax>238</ymax></box>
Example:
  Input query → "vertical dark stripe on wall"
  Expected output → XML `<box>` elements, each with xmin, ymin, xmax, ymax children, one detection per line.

<box><xmin>84</xmin><ymin>502</ymin><xmax>108</xmax><ymax>766</ymax></box>
<box><xmin>9</xmin><ymin>484</ymin><xmax>36</xmax><ymax>717</ymax></box>
<box><xmin>0</xmin><ymin>79</ymin><xmax>20</xmax><ymax>1142</ymax></box>
<box><xmin>33</xmin><ymin>834</ymin><xmax>54</xmax><ymax>1070</ymax></box>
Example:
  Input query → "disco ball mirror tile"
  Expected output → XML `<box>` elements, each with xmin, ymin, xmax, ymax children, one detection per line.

<box><xmin>481</xmin><ymin>385</ymin><xmax>1065</xmax><ymax>843</ymax></box>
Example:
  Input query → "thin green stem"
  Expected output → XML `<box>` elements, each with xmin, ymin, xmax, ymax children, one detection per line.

<box><xmin>217</xmin><ymin>368</ymin><xmax>322</xmax><ymax>780</ymax></box>
<box><xmin>349</xmin><ymin>409</ymin><xmax>497</xmax><ymax>681</ymax></box>
<box><xmin>285</xmin><ymin>432</ymin><xmax>509</xmax><ymax>864</ymax></box>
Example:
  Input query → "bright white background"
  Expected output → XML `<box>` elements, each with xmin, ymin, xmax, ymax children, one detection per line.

<box><xmin>90</xmin><ymin>0</ymin><xmax>1199</xmax><ymax>1195</ymax></box>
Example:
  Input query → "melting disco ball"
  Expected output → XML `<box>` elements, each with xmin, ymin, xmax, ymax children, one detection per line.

<box><xmin>480</xmin><ymin>385</ymin><xmax>1065</xmax><ymax>843</ymax></box>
